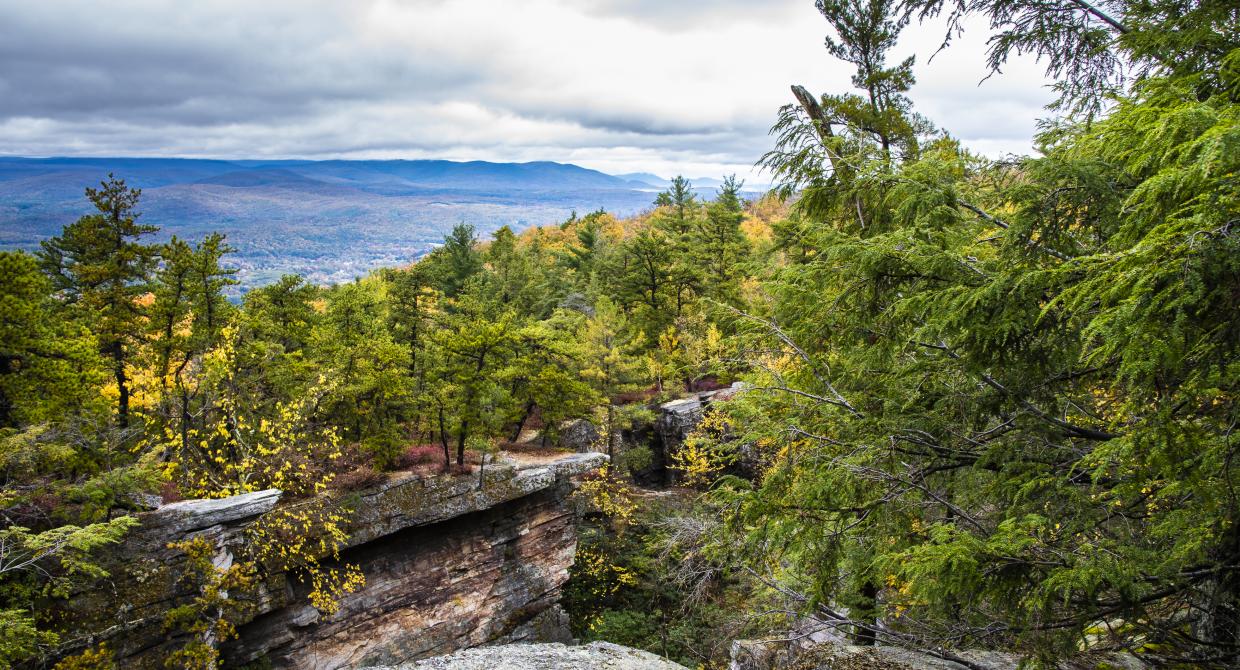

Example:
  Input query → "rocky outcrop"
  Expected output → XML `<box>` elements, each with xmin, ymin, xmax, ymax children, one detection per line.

<box><xmin>379</xmin><ymin>641</ymin><xmax>689</xmax><ymax>670</ymax></box>
<box><xmin>49</xmin><ymin>453</ymin><xmax>606</xmax><ymax>669</ymax></box>
<box><xmin>728</xmin><ymin>640</ymin><xmax>1016</xmax><ymax>670</ymax></box>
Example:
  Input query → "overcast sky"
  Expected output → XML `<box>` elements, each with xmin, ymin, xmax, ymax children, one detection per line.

<box><xmin>0</xmin><ymin>0</ymin><xmax>1054</xmax><ymax>179</ymax></box>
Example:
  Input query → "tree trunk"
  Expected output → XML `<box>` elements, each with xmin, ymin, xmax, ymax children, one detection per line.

<box><xmin>854</xmin><ymin>581</ymin><xmax>879</xmax><ymax>646</ymax></box>
<box><xmin>509</xmin><ymin>401</ymin><xmax>534</xmax><ymax>443</ymax></box>
<box><xmin>606</xmin><ymin>402</ymin><xmax>616</xmax><ymax>462</ymax></box>
<box><xmin>457</xmin><ymin>420</ymin><xmax>469</xmax><ymax>466</ymax></box>
<box><xmin>114</xmin><ymin>346</ymin><xmax>129</xmax><ymax>426</ymax></box>
<box><xmin>438</xmin><ymin>405</ymin><xmax>450</xmax><ymax>471</ymax></box>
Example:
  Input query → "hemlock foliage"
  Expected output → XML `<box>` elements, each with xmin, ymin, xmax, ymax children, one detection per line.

<box><xmin>690</xmin><ymin>0</ymin><xmax>1240</xmax><ymax>666</ymax></box>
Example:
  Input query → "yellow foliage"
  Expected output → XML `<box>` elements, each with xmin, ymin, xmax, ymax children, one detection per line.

<box><xmin>246</xmin><ymin>499</ymin><xmax>365</xmax><ymax>616</ymax></box>
<box><xmin>574</xmin><ymin>465</ymin><xmax>637</xmax><ymax>524</ymax></box>
<box><xmin>671</xmin><ymin>410</ymin><xmax>736</xmax><ymax>488</ymax></box>
<box><xmin>52</xmin><ymin>645</ymin><xmax>116</xmax><ymax>670</ymax></box>
<box><xmin>162</xmin><ymin>537</ymin><xmax>259</xmax><ymax>670</ymax></box>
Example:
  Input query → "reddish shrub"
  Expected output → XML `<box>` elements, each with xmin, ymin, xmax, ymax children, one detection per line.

<box><xmin>690</xmin><ymin>376</ymin><xmax>728</xmax><ymax>392</ymax></box>
<box><xmin>30</xmin><ymin>491</ymin><xmax>62</xmax><ymax>516</ymax></box>
<box><xmin>398</xmin><ymin>444</ymin><xmax>445</xmax><ymax>468</ymax></box>
<box><xmin>160</xmin><ymin>481</ymin><xmax>183</xmax><ymax>504</ymax></box>
<box><xmin>447</xmin><ymin>463</ymin><xmax>474</xmax><ymax>476</ymax></box>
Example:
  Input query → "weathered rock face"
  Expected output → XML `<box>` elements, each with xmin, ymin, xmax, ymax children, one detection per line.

<box><xmin>379</xmin><ymin>641</ymin><xmax>689</xmax><ymax>670</ymax></box>
<box><xmin>48</xmin><ymin>453</ymin><xmax>606</xmax><ymax>669</ymax></box>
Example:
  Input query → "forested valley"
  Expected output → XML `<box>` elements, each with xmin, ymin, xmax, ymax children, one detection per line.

<box><xmin>3</xmin><ymin>0</ymin><xmax>1239</xmax><ymax>667</ymax></box>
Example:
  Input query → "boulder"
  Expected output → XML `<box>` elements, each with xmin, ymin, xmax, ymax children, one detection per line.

<box><xmin>558</xmin><ymin>418</ymin><xmax>601</xmax><ymax>452</ymax></box>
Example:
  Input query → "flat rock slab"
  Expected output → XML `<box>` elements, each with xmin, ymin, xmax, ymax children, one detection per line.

<box><xmin>381</xmin><ymin>642</ymin><xmax>689</xmax><ymax>670</ymax></box>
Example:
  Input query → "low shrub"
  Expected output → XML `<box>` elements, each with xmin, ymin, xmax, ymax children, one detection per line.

<box><xmin>398</xmin><ymin>444</ymin><xmax>444</xmax><ymax>468</ymax></box>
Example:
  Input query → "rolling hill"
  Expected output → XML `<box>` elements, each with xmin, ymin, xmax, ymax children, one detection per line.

<box><xmin>0</xmin><ymin>157</ymin><xmax>687</xmax><ymax>291</ymax></box>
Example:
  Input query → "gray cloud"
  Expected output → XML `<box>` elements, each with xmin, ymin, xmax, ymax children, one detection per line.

<box><xmin>0</xmin><ymin>0</ymin><xmax>1054</xmax><ymax>177</ymax></box>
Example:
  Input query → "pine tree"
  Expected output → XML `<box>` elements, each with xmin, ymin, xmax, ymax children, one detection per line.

<box><xmin>431</xmin><ymin>289</ymin><xmax>516</xmax><ymax>466</ymax></box>
<box><xmin>0</xmin><ymin>251</ymin><xmax>101</xmax><ymax>427</ymax></box>
<box><xmin>698</xmin><ymin>175</ymin><xmax>751</xmax><ymax>305</ymax></box>
<box><xmin>435</xmin><ymin>223</ymin><xmax>483</xmax><ymax>298</ymax></box>
<box><xmin>39</xmin><ymin>175</ymin><xmax>158</xmax><ymax>425</ymax></box>
<box><xmin>706</xmin><ymin>0</ymin><xmax>1240</xmax><ymax>663</ymax></box>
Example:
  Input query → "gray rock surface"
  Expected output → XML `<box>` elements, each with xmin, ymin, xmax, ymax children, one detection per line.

<box><xmin>148</xmin><ymin>487</ymin><xmax>282</xmax><ymax>532</ymax></box>
<box><xmin>380</xmin><ymin>642</ymin><xmax>689</xmax><ymax>670</ymax></box>
<box><xmin>558</xmin><ymin>418</ymin><xmax>601</xmax><ymax>452</ymax></box>
<box><xmin>729</xmin><ymin>638</ymin><xmax>1148</xmax><ymax>670</ymax></box>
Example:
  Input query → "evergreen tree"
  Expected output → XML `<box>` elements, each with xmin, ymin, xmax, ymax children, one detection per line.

<box><xmin>431</xmin><ymin>290</ymin><xmax>516</xmax><ymax>466</ymax></box>
<box><xmin>612</xmin><ymin>228</ymin><xmax>675</xmax><ymax>340</ymax></box>
<box><xmin>242</xmin><ymin>274</ymin><xmax>320</xmax><ymax>354</ymax></box>
<box><xmin>501</xmin><ymin>313</ymin><xmax>599</xmax><ymax>447</ymax></box>
<box><xmin>579</xmin><ymin>298</ymin><xmax>644</xmax><ymax>459</ymax></box>
<box><xmin>188</xmin><ymin>233</ymin><xmax>237</xmax><ymax>345</ymax></box>
<box><xmin>702</xmin><ymin>0</ymin><xmax>1240</xmax><ymax>663</ymax></box>
<box><xmin>0</xmin><ymin>251</ymin><xmax>101</xmax><ymax>427</ymax></box>
<box><xmin>435</xmin><ymin>223</ymin><xmax>483</xmax><ymax>298</ymax></box>
<box><xmin>652</xmin><ymin>177</ymin><xmax>704</xmax><ymax>315</ymax></box>
<box><xmin>484</xmin><ymin>225</ymin><xmax>537</xmax><ymax>312</ymax></box>
<box><xmin>698</xmin><ymin>175</ymin><xmax>751</xmax><ymax>305</ymax></box>
<box><xmin>38</xmin><ymin>176</ymin><xmax>158</xmax><ymax>425</ymax></box>
<box><xmin>384</xmin><ymin>266</ymin><xmax>433</xmax><ymax>377</ymax></box>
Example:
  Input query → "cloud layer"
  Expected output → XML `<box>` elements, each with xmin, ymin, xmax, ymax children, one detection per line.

<box><xmin>0</xmin><ymin>0</ymin><xmax>1054</xmax><ymax>177</ymax></box>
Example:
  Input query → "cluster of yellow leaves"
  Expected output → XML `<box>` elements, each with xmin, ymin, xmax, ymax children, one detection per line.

<box><xmin>580</xmin><ymin>547</ymin><xmax>637</xmax><ymax>595</ymax></box>
<box><xmin>181</xmin><ymin>385</ymin><xmax>343</xmax><ymax>499</ymax></box>
<box><xmin>154</xmin><ymin>328</ymin><xmax>342</xmax><ymax>499</ymax></box>
<box><xmin>671</xmin><ymin>410</ymin><xmax>736</xmax><ymax>488</ymax></box>
<box><xmin>573</xmin><ymin>546</ymin><xmax>638</xmax><ymax>633</ymax></box>
<box><xmin>308</xmin><ymin>563</ymin><xmax>366</xmax><ymax>616</ymax></box>
<box><xmin>246</xmin><ymin>500</ymin><xmax>365</xmax><ymax>616</ymax></box>
<box><xmin>575</xmin><ymin>465</ymin><xmax>637</xmax><ymax>524</ymax></box>
<box><xmin>51</xmin><ymin>644</ymin><xmax>115</xmax><ymax>670</ymax></box>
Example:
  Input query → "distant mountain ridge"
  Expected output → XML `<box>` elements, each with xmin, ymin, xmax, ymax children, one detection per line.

<box><xmin>0</xmin><ymin>156</ymin><xmax>762</xmax><ymax>291</ymax></box>
<box><xmin>0</xmin><ymin>156</ymin><xmax>641</xmax><ymax>195</ymax></box>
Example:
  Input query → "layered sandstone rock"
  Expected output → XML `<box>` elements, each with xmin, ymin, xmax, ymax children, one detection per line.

<box><xmin>49</xmin><ymin>452</ymin><xmax>606</xmax><ymax>669</ymax></box>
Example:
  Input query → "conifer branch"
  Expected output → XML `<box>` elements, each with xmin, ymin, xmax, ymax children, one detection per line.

<box><xmin>727</xmin><ymin>305</ymin><xmax>861</xmax><ymax>416</ymax></box>
<box><xmin>919</xmin><ymin>340</ymin><xmax>1120</xmax><ymax>441</ymax></box>
<box><xmin>1067</xmin><ymin>0</ymin><xmax>1129</xmax><ymax>34</ymax></box>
